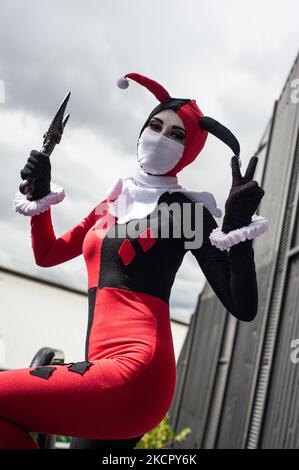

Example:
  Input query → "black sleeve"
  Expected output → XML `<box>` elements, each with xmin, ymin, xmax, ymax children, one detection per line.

<box><xmin>188</xmin><ymin>204</ymin><xmax>258</xmax><ymax>322</ymax></box>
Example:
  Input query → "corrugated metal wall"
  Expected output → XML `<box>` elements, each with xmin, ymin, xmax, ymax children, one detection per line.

<box><xmin>169</xmin><ymin>52</ymin><xmax>299</xmax><ymax>449</ymax></box>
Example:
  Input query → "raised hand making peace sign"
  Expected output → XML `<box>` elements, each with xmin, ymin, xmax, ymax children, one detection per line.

<box><xmin>221</xmin><ymin>155</ymin><xmax>265</xmax><ymax>234</ymax></box>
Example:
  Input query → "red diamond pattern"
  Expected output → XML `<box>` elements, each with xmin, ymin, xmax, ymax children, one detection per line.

<box><xmin>137</xmin><ymin>227</ymin><xmax>156</xmax><ymax>253</ymax></box>
<box><xmin>117</xmin><ymin>239</ymin><xmax>136</xmax><ymax>266</ymax></box>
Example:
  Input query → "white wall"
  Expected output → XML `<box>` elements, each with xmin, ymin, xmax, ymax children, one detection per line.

<box><xmin>0</xmin><ymin>269</ymin><xmax>188</xmax><ymax>370</ymax></box>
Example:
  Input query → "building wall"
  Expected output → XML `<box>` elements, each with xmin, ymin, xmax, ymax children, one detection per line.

<box><xmin>170</xmin><ymin>52</ymin><xmax>299</xmax><ymax>449</ymax></box>
<box><xmin>0</xmin><ymin>268</ymin><xmax>88</xmax><ymax>369</ymax></box>
<box><xmin>0</xmin><ymin>268</ymin><xmax>188</xmax><ymax>370</ymax></box>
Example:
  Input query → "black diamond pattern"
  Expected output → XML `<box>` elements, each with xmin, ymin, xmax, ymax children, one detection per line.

<box><xmin>66</xmin><ymin>361</ymin><xmax>93</xmax><ymax>375</ymax></box>
<box><xmin>29</xmin><ymin>366</ymin><xmax>57</xmax><ymax>379</ymax></box>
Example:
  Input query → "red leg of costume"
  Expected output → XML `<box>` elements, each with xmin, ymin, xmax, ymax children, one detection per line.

<box><xmin>1</xmin><ymin>198</ymin><xmax>186</xmax><ymax>447</ymax></box>
<box><xmin>0</xmin><ymin>420</ymin><xmax>38</xmax><ymax>449</ymax></box>
<box><xmin>4</xmin><ymin>186</ymin><xmax>258</xmax><ymax>447</ymax></box>
<box><xmin>0</xmin><ymin>288</ymin><xmax>176</xmax><ymax>445</ymax></box>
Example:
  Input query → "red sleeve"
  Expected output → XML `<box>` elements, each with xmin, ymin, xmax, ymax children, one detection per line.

<box><xmin>30</xmin><ymin>205</ymin><xmax>96</xmax><ymax>267</ymax></box>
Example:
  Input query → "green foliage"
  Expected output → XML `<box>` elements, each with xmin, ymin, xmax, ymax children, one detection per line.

<box><xmin>29</xmin><ymin>431</ymin><xmax>71</xmax><ymax>444</ymax></box>
<box><xmin>29</xmin><ymin>432</ymin><xmax>38</xmax><ymax>441</ymax></box>
<box><xmin>135</xmin><ymin>413</ymin><xmax>191</xmax><ymax>449</ymax></box>
<box><xmin>56</xmin><ymin>435</ymin><xmax>71</xmax><ymax>443</ymax></box>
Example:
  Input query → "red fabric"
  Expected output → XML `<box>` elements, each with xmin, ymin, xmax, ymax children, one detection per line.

<box><xmin>0</xmin><ymin>201</ymin><xmax>176</xmax><ymax>443</ymax></box>
<box><xmin>118</xmin><ymin>239</ymin><xmax>136</xmax><ymax>266</ymax></box>
<box><xmin>165</xmin><ymin>100</ymin><xmax>208</xmax><ymax>176</ymax></box>
<box><xmin>125</xmin><ymin>73</ymin><xmax>171</xmax><ymax>103</ymax></box>
<box><xmin>124</xmin><ymin>72</ymin><xmax>209</xmax><ymax>176</ymax></box>
<box><xmin>30</xmin><ymin>204</ymin><xmax>99</xmax><ymax>288</ymax></box>
<box><xmin>137</xmin><ymin>227</ymin><xmax>156</xmax><ymax>252</ymax></box>
<box><xmin>0</xmin><ymin>420</ymin><xmax>38</xmax><ymax>449</ymax></box>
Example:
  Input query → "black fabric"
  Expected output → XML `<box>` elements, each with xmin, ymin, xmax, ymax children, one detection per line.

<box><xmin>191</xmin><ymin>213</ymin><xmax>258</xmax><ymax>322</ymax></box>
<box><xmin>71</xmin><ymin>191</ymin><xmax>259</xmax><ymax>451</ymax></box>
<box><xmin>138</xmin><ymin>98</ymin><xmax>192</xmax><ymax>140</ymax></box>
<box><xmin>29</xmin><ymin>366</ymin><xmax>57</xmax><ymax>379</ymax></box>
<box><xmin>20</xmin><ymin>149</ymin><xmax>51</xmax><ymax>201</ymax></box>
<box><xmin>221</xmin><ymin>156</ymin><xmax>265</xmax><ymax>233</ymax></box>
<box><xmin>199</xmin><ymin>116</ymin><xmax>241</xmax><ymax>157</ymax></box>
<box><xmin>98</xmin><ymin>192</ymin><xmax>186</xmax><ymax>304</ymax></box>
<box><xmin>98</xmin><ymin>191</ymin><xmax>258</xmax><ymax>321</ymax></box>
<box><xmin>85</xmin><ymin>287</ymin><xmax>97</xmax><ymax>361</ymax></box>
<box><xmin>67</xmin><ymin>361</ymin><xmax>93</xmax><ymax>375</ymax></box>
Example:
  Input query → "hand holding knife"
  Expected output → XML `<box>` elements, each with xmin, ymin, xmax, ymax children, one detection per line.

<box><xmin>19</xmin><ymin>92</ymin><xmax>71</xmax><ymax>199</ymax></box>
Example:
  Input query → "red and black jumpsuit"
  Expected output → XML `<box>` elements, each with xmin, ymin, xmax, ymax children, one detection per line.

<box><xmin>0</xmin><ymin>191</ymin><xmax>258</xmax><ymax>448</ymax></box>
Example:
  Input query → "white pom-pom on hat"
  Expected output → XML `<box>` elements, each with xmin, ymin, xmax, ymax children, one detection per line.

<box><xmin>117</xmin><ymin>77</ymin><xmax>129</xmax><ymax>89</ymax></box>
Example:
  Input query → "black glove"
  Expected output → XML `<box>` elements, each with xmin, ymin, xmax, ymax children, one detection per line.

<box><xmin>20</xmin><ymin>150</ymin><xmax>51</xmax><ymax>201</ymax></box>
<box><xmin>222</xmin><ymin>155</ymin><xmax>265</xmax><ymax>234</ymax></box>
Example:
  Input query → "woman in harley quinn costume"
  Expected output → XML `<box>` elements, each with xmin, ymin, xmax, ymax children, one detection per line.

<box><xmin>3</xmin><ymin>73</ymin><xmax>269</xmax><ymax>449</ymax></box>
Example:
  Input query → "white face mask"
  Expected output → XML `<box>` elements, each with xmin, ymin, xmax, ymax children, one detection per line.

<box><xmin>137</xmin><ymin>127</ymin><xmax>184</xmax><ymax>175</ymax></box>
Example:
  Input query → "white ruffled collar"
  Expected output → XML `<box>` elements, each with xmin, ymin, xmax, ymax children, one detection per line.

<box><xmin>105</xmin><ymin>167</ymin><xmax>222</xmax><ymax>224</ymax></box>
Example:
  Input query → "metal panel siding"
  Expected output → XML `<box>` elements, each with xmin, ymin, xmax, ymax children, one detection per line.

<box><xmin>260</xmin><ymin>255</ymin><xmax>299</xmax><ymax>448</ymax></box>
<box><xmin>291</xmin><ymin>206</ymin><xmax>299</xmax><ymax>248</ymax></box>
<box><xmin>169</xmin><ymin>307</ymin><xmax>197</xmax><ymax>433</ymax></box>
<box><xmin>216</xmin><ymin>55</ymin><xmax>299</xmax><ymax>449</ymax></box>
<box><xmin>170</xmin><ymin>52</ymin><xmax>299</xmax><ymax>449</ymax></box>
<box><xmin>215</xmin><ymin>132</ymin><xmax>281</xmax><ymax>447</ymax></box>
<box><xmin>256</xmin><ymin>129</ymin><xmax>299</xmax><ymax>448</ymax></box>
<box><xmin>170</xmin><ymin>285</ymin><xmax>227</xmax><ymax>448</ymax></box>
<box><xmin>247</xmin><ymin>138</ymin><xmax>299</xmax><ymax>448</ymax></box>
<box><xmin>246</xmin><ymin>59</ymin><xmax>299</xmax><ymax>449</ymax></box>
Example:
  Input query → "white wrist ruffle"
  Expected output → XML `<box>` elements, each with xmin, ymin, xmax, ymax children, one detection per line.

<box><xmin>209</xmin><ymin>214</ymin><xmax>269</xmax><ymax>251</ymax></box>
<box><xmin>13</xmin><ymin>182</ymin><xmax>65</xmax><ymax>216</ymax></box>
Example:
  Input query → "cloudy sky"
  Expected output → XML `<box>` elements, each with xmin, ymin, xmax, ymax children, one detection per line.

<box><xmin>0</xmin><ymin>0</ymin><xmax>298</xmax><ymax>323</ymax></box>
